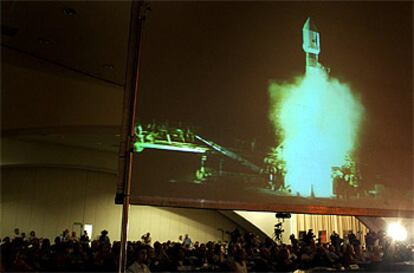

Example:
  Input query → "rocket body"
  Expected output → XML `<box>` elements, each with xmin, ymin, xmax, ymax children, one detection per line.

<box><xmin>302</xmin><ymin>17</ymin><xmax>321</xmax><ymax>73</ymax></box>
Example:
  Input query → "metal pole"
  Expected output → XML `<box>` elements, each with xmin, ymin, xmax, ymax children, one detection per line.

<box><xmin>118</xmin><ymin>1</ymin><xmax>146</xmax><ymax>273</ymax></box>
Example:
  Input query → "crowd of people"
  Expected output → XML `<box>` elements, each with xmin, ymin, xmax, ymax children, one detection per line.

<box><xmin>1</xmin><ymin>227</ymin><xmax>412</xmax><ymax>272</ymax></box>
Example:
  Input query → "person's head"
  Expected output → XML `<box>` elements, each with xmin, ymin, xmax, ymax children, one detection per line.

<box><xmin>279</xmin><ymin>246</ymin><xmax>291</xmax><ymax>261</ymax></box>
<box><xmin>177</xmin><ymin>246</ymin><xmax>186</xmax><ymax>261</ymax></box>
<box><xmin>304</xmin><ymin>246</ymin><xmax>312</xmax><ymax>254</ymax></box>
<box><xmin>344</xmin><ymin>244</ymin><xmax>355</xmax><ymax>255</ymax></box>
<box><xmin>199</xmin><ymin>243</ymin><xmax>207</xmax><ymax>254</ymax></box>
<box><xmin>260</xmin><ymin>246</ymin><xmax>271</xmax><ymax>260</ymax></box>
<box><xmin>136</xmin><ymin>248</ymin><xmax>148</xmax><ymax>264</ymax></box>
<box><xmin>91</xmin><ymin>240</ymin><xmax>99</xmax><ymax>251</ymax></box>
<box><xmin>31</xmin><ymin>238</ymin><xmax>40</xmax><ymax>249</ymax></box>
<box><xmin>71</xmin><ymin>231</ymin><xmax>77</xmax><ymax>237</ymax></box>
<box><xmin>101</xmin><ymin>230</ymin><xmax>108</xmax><ymax>236</ymax></box>
<box><xmin>30</xmin><ymin>231</ymin><xmax>35</xmax><ymax>237</ymax></box>
<box><xmin>215</xmin><ymin>244</ymin><xmax>225</xmax><ymax>256</ymax></box>
<box><xmin>14</xmin><ymin>228</ymin><xmax>20</xmax><ymax>235</ymax></box>
<box><xmin>184</xmin><ymin>234</ymin><xmax>189</xmax><ymax>239</ymax></box>
<box><xmin>154</xmin><ymin>241</ymin><xmax>161</xmax><ymax>251</ymax></box>
<box><xmin>42</xmin><ymin>238</ymin><xmax>51</xmax><ymax>249</ymax></box>
<box><xmin>101</xmin><ymin>241</ymin><xmax>112</xmax><ymax>253</ymax></box>
<box><xmin>234</xmin><ymin>247</ymin><xmax>247</xmax><ymax>262</ymax></box>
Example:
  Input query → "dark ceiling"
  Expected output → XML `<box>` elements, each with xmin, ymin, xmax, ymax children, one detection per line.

<box><xmin>2</xmin><ymin>1</ymin><xmax>131</xmax><ymax>86</ymax></box>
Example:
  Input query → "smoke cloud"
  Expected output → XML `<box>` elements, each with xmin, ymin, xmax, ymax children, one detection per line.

<box><xmin>269</xmin><ymin>68</ymin><xmax>363</xmax><ymax>197</ymax></box>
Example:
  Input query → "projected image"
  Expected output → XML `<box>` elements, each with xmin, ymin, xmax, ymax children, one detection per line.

<box><xmin>130</xmin><ymin>2</ymin><xmax>413</xmax><ymax>215</ymax></box>
<box><xmin>267</xmin><ymin>18</ymin><xmax>363</xmax><ymax>198</ymax></box>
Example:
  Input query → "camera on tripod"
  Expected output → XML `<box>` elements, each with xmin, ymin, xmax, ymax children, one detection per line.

<box><xmin>274</xmin><ymin>223</ymin><xmax>284</xmax><ymax>235</ymax></box>
<box><xmin>273</xmin><ymin>212</ymin><xmax>291</xmax><ymax>242</ymax></box>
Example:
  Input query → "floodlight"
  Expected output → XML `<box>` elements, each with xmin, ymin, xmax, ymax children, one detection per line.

<box><xmin>387</xmin><ymin>222</ymin><xmax>407</xmax><ymax>241</ymax></box>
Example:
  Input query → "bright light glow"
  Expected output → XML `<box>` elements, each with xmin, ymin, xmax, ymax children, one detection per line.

<box><xmin>83</xmin><ymin>224</ymin><xmax>93</xmax><ymax>240</ymax></box>
<box><xmin>269</xmin><ymin>68</ymin><xmax>363</xmax><ymax>197</ymax></box>
<box><xmin>387</xmin><ymin>222</ymin><xmax>407</xmax><ymax>241</ymax></box>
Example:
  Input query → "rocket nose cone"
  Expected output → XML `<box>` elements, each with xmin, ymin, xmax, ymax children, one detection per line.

<box><xmin>303</xmin><ymin>17</ymin><xmax>318</xmax><ymax>32</ymax></box>
<box><xmin>303</xmin><ymin>17</ymin><xmax>311</xmax><ymax>30</ymax></box>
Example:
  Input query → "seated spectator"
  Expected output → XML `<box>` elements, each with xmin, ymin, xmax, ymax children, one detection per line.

<box><xmin>13</xmin><ymin>228</ymin><xmax>21</xmax><ymax>239</ymax></box>
<box><xmin>29</xmin><ymin>230</ymin><xmax>37</xmax><ymax>242</ymax></box>
<box><xmin>127</xmin><ymin>247</ymin><xmax>151</xmax><ymax>273</ymax></box>
<box><xmin>61</xmin><ymin>229</ymin><xmax>70</xmax><ymax>242</ymax></box>
<box><xmin>229</xmin><ymin>247</ymin><xmax>247</xmax><ymax>273</ymax></box>
<box><xmin>1</xmin><ymin>228</ymin><xmax>413</xmax><ymax>273</ymax></box>
<box><xmin>21</xmin><ymin>232</ymin><xmax>27</xmax><ymax>242</ymax></box>
<box><xmin>150</xmin><ymin>241</ymin><xmax>170</xmax><ymax>272</ymax></box>
<box><xmin>70</xmin><ymin>231</ymin><xmax>78</xmax><ymax>242</ymax></box>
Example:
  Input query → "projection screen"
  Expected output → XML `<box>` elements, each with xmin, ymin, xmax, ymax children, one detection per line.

<box><xmin>120</xmin><ymin>2</ymin><xmax>413</xmax><ymax>217</ymax></box>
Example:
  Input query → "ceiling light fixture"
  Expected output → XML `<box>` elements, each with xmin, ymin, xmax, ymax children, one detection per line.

<box><xmin>102</xmin><ymin>64</ymin><xmax>115</xmax><ymax>70</ymax></box>
<box><xmin>63</xmin><ymin>7</ymin><xmax>77</xmax><ymax>16</ymax></box>
<box><xmin>38</xmin><ymin>37</ymin><xmax>54</xmax><ymax>45</ymax></box>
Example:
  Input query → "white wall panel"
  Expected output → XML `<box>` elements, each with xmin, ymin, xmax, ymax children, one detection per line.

<box><xmin>1</xmin><ymin>167</ymin><xmax>238</xmax><ymax>243</ymax></box>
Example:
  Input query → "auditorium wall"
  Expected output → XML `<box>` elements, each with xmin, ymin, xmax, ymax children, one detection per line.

<box><xmin>1</xmin><ymin>166</ymin><xmax>239</xmax><ymax>243</ymax></box>
<box><xmin>234</xmin><ymin>210</ymin><xmax>368</xmax><ymax>244</ymax></box>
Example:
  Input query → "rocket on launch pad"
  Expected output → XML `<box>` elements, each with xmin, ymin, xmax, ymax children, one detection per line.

<box><xmin>302</xmin><ymin>17</ymin><xmax>325</xmax><ymax>73</ymax></box>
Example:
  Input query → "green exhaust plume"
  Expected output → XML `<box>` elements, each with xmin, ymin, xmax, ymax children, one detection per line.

<box><xmin>269</xmin><ymin>68</ymin><xmax>363</xmax><ymax>197</ymax></box>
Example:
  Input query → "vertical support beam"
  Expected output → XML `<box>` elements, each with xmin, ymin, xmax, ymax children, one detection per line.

<box><xmin>117</xmin><ymin>1</ymin><xmax>146</xmax><ymax>273</ymax></box>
